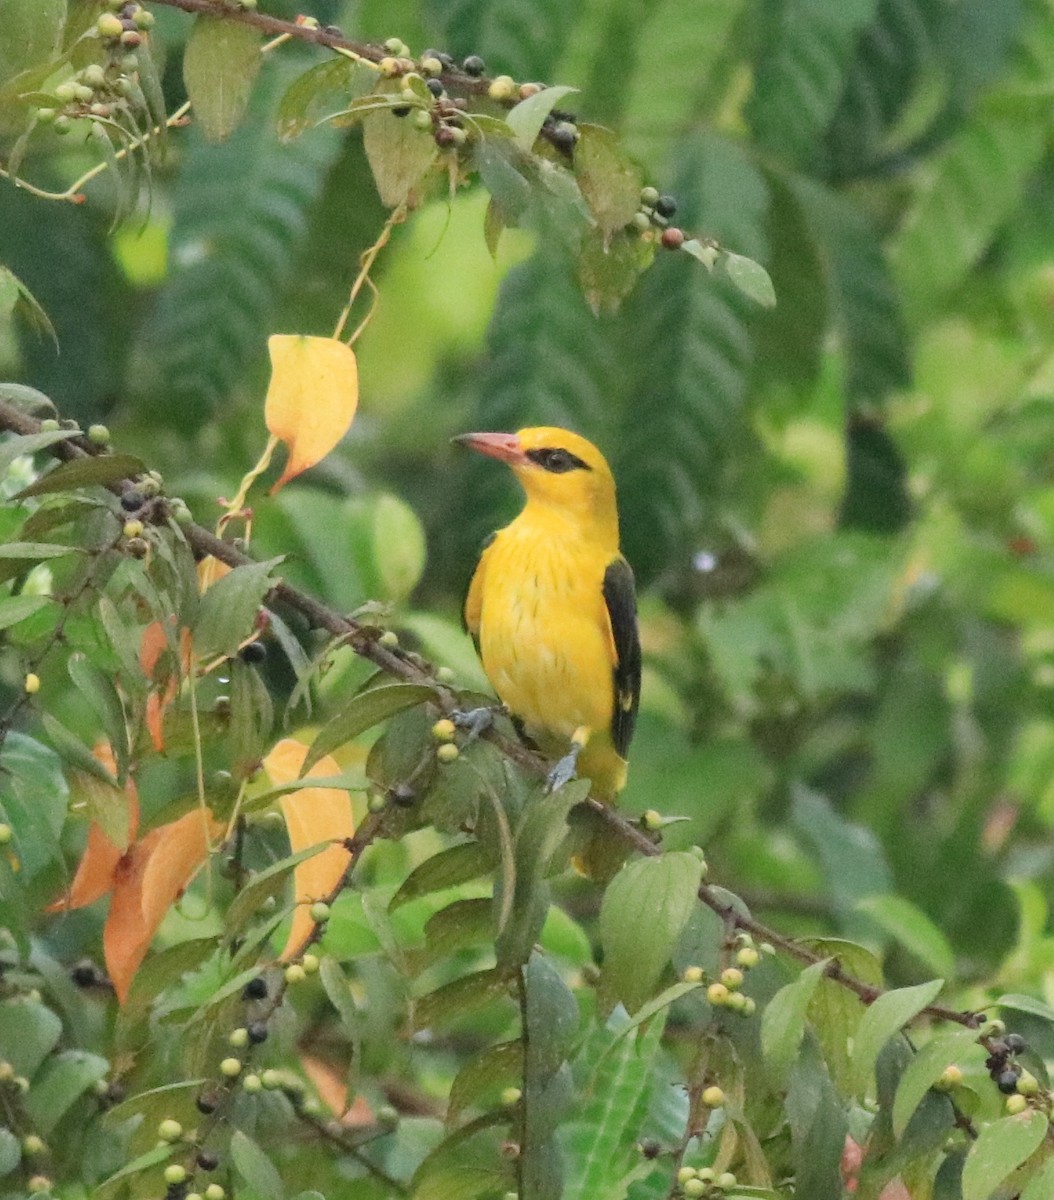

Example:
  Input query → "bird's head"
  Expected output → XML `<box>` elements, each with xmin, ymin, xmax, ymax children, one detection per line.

<box><xmin>453</xmin><ymin>426</ymin><xmax>619</xmax><ymax>537</ymax></box>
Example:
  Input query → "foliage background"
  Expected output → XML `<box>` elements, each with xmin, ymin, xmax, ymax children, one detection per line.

<box><xmin>4</xmin><ymin>0</ymin><xmax>1054</xmax><ymax>1197</ymax></box>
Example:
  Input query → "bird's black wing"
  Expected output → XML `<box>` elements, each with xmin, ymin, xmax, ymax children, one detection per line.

<box><xmin>602</xmin><ymin>556</ymin><xmax>641</xmax><ymax>758</ymax></box>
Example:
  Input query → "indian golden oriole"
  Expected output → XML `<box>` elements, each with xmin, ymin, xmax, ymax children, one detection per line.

<box><xmin>454</xmin><ymin>427</ymin><xmax>641</xmax><ymax>803</ymax></box>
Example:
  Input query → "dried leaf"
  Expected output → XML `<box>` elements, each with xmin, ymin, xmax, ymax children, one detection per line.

<box><xmin>264</xmin><ymin>335</ymin><xmax>359</xmax><ymax>493</ymax></box>
<box><xmin>140</xmin><ymin>619</ymin><xmax>191</xmax><ymax>751</ymax></box>
<box><xmin>263</xmin><ymin>738</ymin><xmax>356</xmax><ymax>960</ymax></box>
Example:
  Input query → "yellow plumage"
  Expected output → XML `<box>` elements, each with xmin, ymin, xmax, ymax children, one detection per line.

<box><xmin>457</xmin><ymin>426</ymin><xmax>640</xmax><ymax>802</ymax></box>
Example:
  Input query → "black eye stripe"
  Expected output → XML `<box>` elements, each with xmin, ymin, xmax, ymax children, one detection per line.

<box><xmin>525</xmin><ymin>447</ymin><xmax>591</xmax><ymax>473</ymax></box>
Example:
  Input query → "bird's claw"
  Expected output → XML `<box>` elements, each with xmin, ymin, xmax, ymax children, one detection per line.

<box><xmin>452</xmin><ymin>705</ymin><xmax>503</xmax><ymax>742</ymax></box>
<box><xmin>546</xmin><ymin>745</ymin><xmax>581</xmax><ymax>794</ymax></box>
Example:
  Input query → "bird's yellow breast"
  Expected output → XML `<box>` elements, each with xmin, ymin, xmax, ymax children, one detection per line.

<box><xmin>476</xmin><ymin>521</ymin><xmax>615</xmax><ymax>749</ymax></box>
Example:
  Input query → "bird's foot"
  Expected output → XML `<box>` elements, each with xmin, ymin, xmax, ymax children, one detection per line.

<box><xmin>546</xmin><ymin>739</ymin><xmax>584</xmax><ymax>794</ymax></box>
<box><xmin>452</xmin><ymin>705</ymin><xmax>505</xmax><ymax>743</ymax></box>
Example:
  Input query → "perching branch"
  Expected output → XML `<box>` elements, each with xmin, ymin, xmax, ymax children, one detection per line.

<box><xmin>0</xmin><ymin>397</ymin><xmax>987</xmax><ymax>1036</ymax></box>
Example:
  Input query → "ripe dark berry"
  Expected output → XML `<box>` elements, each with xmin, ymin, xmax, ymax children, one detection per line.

<box><xmin>392</xmin><ymin>104</ymin><xmax>411</xmax><ymax>117</ymax></box>
<box><xmin>462</xmin><ymin>55</ymin><xmax>485</xmax><ymax>76</ymax></box>
<box><xmin>72</xmin><ymin>960</ymin><xmax>98</xmax><ymax>987</ymax></box>
<box><xmin>1005</xmin><ymin>1033</ymin><xmax>1027</xmax><ymax>1054</ymax></box>
<box><xmin>247</xmin><ymin>1021</ymin><xmax>268</xmax><ymax>1045</ymax></box>
<box><xmin>639</xmin><ymin>1137</ymin><xmax>661</xmax><ymax>1159</ymax></box>
<box><xmin>997</xmin><ymin>1067</ymin><xmax>1022</xmax><ymax>1094</ymax></box>
<box><xmin>196</xmin><ymin>1092</ymin><xmax>219</xmax><ymax>1115</ymax></box>
<box><xmin>661</xmin><ymin>227</ymin><xmax>685</xmax><ymax>250</ymax></box>
<box><xmin>434</xmin><ymin>125</ymin><xmax>457</xmax><ymax>147</ymax></box>
<box><xmin>196</xmin><ymin>1151</ymin><xmax>219</xmax><ymax>1171</ymax></box>
<box><xmin>240</xmin><ymin>641</ymin><xmax>267</xmax><ymax>664</ymax></box>
<box><xmin>426</xmin><ymin>78</ymin><xmax>444</xmax><ymax>97</ymax></box>
<box><xmin>121</xmin><ymin>490</ymin><xmax>144</xmax><ymax>511</ymax></box>
<box><xmin>549</xmin><ymin>125</ymin><xmax>577</xmax><ymax>152</ymax></box>
<box><xmin>654</xmin><ymin>194</ymin><xmax>677</xmax><ymax>218</ymax></box>
<box><xmin>392</xmin><ymin>783</ymin><xmax>417</xmax><ymax>807</ymax></box>
<box><xmin>243</xmin><ymin>976</ymin><xmax>267</xmax><ymax>1000</ymax></box>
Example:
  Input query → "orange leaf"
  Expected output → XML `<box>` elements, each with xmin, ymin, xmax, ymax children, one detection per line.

<box><xmin>47</xmin><ymin>744</ymin><xmax>140</xmax><ymax>913</ymax></box>
<box><xmin>197</xmin><ymin>556</ymin><xmax>232</xmax><ymax>593</ymax></box>
<box><xmin>263</xmin><ymin>737</ymin><xmax>356</xmax><ymax>960</ymax></box>
<box><xmin>264</xmin><ymin>335</ymin><xmax>358</xmax><ymax>493</ymax></box>
<box><xmin>140</xmin><ymin>619</ymin><xmax>192</xmax><ymax>752</ymax></box>
<box><xmin>104</xmin><ymin>807</ymin><xmax>222</xmax><ymax>1004</ymax></box>
<box><xmin>299</xmin><ymin>1053</ymin><xmax>375</xmax><ymax>1126</ymax></box>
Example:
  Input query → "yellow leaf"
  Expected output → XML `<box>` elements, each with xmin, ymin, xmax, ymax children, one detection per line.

<box><xmin>264</xmin><ymin>335</ymin><xmax>358</xmax><ymax>493</ymax></box>
<box><xmin>263</xmin><ymin>737</ymin><xmax>356</xmax><ymax>960</ymax></box>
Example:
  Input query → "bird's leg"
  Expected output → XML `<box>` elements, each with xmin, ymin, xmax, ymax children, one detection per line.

<box><xmin>452</xmin><ymin>704</ymin><xmax>506</xmax><ymax>743</ymax></box>
<box><xmin>546</xmin><ymin>727</ymin><xmax>590</xmax><ymax>794</ymax></box>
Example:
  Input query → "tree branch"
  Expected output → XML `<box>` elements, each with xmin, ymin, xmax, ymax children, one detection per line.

<box><xmin>0</xmin><ymin>398</ymin><xmax>986</xmax><ymax>1035</ymax></box>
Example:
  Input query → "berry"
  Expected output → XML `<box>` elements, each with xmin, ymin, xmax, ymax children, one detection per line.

<box><xmin>378</xmin><ymin>630</ymin><xmax>399</xmax><ymax>648</ymax></box>
<box><xmin>196</xmin><ymin>1092</ymin><xmax>218</xmax><ymax>1114</ymax></box>
<box><xmin>302</xmin><ymin>953</ymin><xmax>320</xmax><ymax>975</ymax></box>
<box><xmin>432</xmin><ymin>719</ymin><xmax>456</xmax><ymax>742</ymax></box>
<box><xmin>641</xmin><ymin>809</ymin><xmax>663</xmax><ymax>831</ymax></box>
<box><xmin>717</xmin><ymin>1173</ymin><xmax>738</xmax><ymax>1190</ymax></box>
<box><xmin>1005</xmin><ymin>1033</ymin><xmax>1027</xmax><ymax>1054</ymax></box>
<box><xmin>548</xmin><ymin>122</ymin><xmax>577</xmax><ymax>151</ymax></box>
<box><xmin>121</xmin><ymin>490</ymin><xmax>143</xmax><ymax>511</ymax></box>
<box><xmin>462</xmin><ymin>55</ymin><xmax>486</xmax><ymax>76</ymax></box>
<box><xmin>242</xmin><ymin>1073</ymin><xmax>262</xmax><ymax>1093</ymax></box>
<box><xmin>22</xmin><ymin>1135</ymin><xmax>46</xmax><ymax>1156</ymax></box>
<box><xmin>125</xmin><ymin>537</ymin><xmax>149</xmax><ymax>558</ymax></box>
<box><xmin>82</xmin><ymin>64</ymin><xmax>107</xmax><ymax>88</ymax></box>
<box><xmin>413</xmin><ymin>108</ymin><xmax>434</xmax><ymax>131</ymax></box>
<box><xmin>55</xmin><ymin>82</ymin><xmax>78</xmax><ymax>103</ymax></box>
<box><xmin>284</xmin><ymin>964</ymin><xmax>306</xmax><ymax>985</ymax></box>
<box><xmin>39</xmin><ymin>418</ymin><xmax>60</xmax><ymax>430</ymax></box>
<box><xmin>54</xmin><ymin>115</ymin><xmax>72</xmax><ymax>134</ymax></box>
<box><xmin>639</xmin><ymin>1137</ymin><xmax>661</xmax><ymax>1159</ymax></box>
<box><xmin>24</xmin><ymin>673</ymin><xmax>40</xmax><ymax>695</ymax></box>
<box><xmin>247</xmin><ymin>1021</ymin><xmax>269</xmax><ymax>1044</ymax></box>
<box><xmin>519</xmin><ymin>82</ymin><xmax>544</xmax><ymax>99</ymax></box>
<box><xmin>97</xmin><ymin>13</ymin><xmax>123</xmax><ymax>38</ymax></box>
<box><xmin>120</xmin><ymin>29</ymin><xmax>141</xmax><ymax>47</ymax></box>
<box><xmin>123</xmin><ymin>519</ymin><xmax>144</xmax><ymax>538</ymax></box>
<box><xmin>683</xmin><ymin>1180</ymin><xmax>706</xmax><ymax>1198</ymax></box>
<box><xmin>632</xmin><ymin>212</ymin><xmax>651</xmax><ymax>232</ymax></box>
<box><xmin>437</xmin><ymin>742</ymin><xmax>460</xmax><ymax>763</ymax></box>
<box><xmin>0</xmin><ymin>825</ymin><xmax>12</xmax><ymax>845</ymax></box>
<box><xmin>488</xmin><ymin>75</ymin><xmax>516</xmax><ymax>101</ymax></box>
<box><xmin>735</xmin><ymin>946</ymin><xmax>760</xmax><ymax>969</ymax></box>
<box><xmin>378</xmin><ymin>57</ymin><xmax>400</xmax><ymax>77</ymax></box>
<box><xmin>158</xmin><ymin>1118</ymin><xmax>183</xmax><ymax>1143</ymax></box>
<box><xmin>706</xmin><ymin>982</ymin><xmax>730</xmax><ymax>1006</ymax></box>
<box><xmin>1006</xmin><ymin>1093</ymin><xmax>1029</xmax><ymax>1114</ymax></box>
<box><xmin>661</xmin><ymin>227</ymin><xmax>685</xmax><ymax>250</ymax></box>
<box><xmin>228</xmin><ymin>1028</ymin><xmax>249</xmax><ymax>1048</ymax></box>
<box><xmin>500</xmin><ymin>1087</ymin><xmax>522</xmax><ymax>1106</ymax></box>
<box><xmin>420</xmin><ymin>56</ymin><xmax>443</xmax><ymax>76</ymax></box>
<box><xmin>936</xmin><ymin>1065</ymin><xmax>963</xmax><ymax>1091</ymax></box>
<box><xmin>997</xmin><ymin>1067</ymin><xmax>1022</xmax><ymax>1094</ymax></box>
<box><xmin>134</xmin><ymin>8</ymin><xmax>154</xmax><ymax>28</ymax></box>
<box><xmin>205</xmin><ymin>1186</ymin><xmax>226</xmax><ymax>1200</ymax></box>
<box><xmin>377</xmin><ymin>1104</ymin><xmax>399</xmax><ymax>1128</ymax></box>
<box><xmin>87</xmin><ymin>423</ymin><xmax>110</xmax><ymax>444</ymax></box>
<box><xmin>219</xmin><ymin>1057</ymin><xmax>242</xmax><ymax>1078</ymax></box>
<box><xmin>655</xmin><ymin>195</ymin><xmax>677</xmax><ymax>218</ymax></box>
<box><xmin>27</xmin><ymin>1177</ymin><xmax>51</xmax><ymax>1195</ymax></box>
<box><xmin>309</xmin><ymin>902</ymin><xmax>331</xmax><ymax>923</ymax></box>
<box><xmin>196</xmin><ymin>1151</ymin><xmax>219</xmax><ymax>1171</ymax></box>
<box><xmin>239</xmin><ymin>641</ymin><xmax>267</xmax><ymax>664</ymax></box>
<box><xmin>261</xmin><ymin>1069</ymin><xmax>282</xmax><ymax>1090</ymax></box>
<box><xmin>243</xmin><ymin>977</ymin><xmax>267</xmax><ymax>1000</ymax></box>
<box><xmin>701</xmin><ymin>1086</ymin><xmax>725</xmax><ymax>1108</ymax></box>
<box><xmin>676</xmin><ymin>1167</ymin><xmax>697</xmax><ymax>1184</ymax></box>
<box><xmin>720</xmin><ymin>967</ymin><xmax>744</xmax><ymax>990</ymax></box>
<box><xmin>163</xmin><ymin>1165</ymin><xmax>187</xmax><ymax>1186</ymax></box>
<box><xmin>1017</xmin><ymin>1070</ymin><xmax>1040</xmax><ymax>1096</ymax></box>
<box><xmin>697</xmin><ymin>1169</ymin><xmax>716</xmax><ymax>1183</ymax></box>
<box><xmin>640</xmin><ymin>185</ymin><xmax>659</xmax><ymax>207</ymax></box>
<box><xmin>682</xmin><ymin>966</ymin><xmax>704</xmax><ymax>984</ymax></box>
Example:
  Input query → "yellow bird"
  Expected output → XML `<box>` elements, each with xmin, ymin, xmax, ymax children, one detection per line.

<box><xmin>454</xmin><ymin>427</ymin><xmax>641</xmax><ymax>802</ymax></box>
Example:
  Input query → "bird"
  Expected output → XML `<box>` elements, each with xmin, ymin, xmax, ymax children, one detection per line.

<box><xmin>453</xmin><ymin>426</ymin><xmax>641</xmax><ymax>813</ymax></box>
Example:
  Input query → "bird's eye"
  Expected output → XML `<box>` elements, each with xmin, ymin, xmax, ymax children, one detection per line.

<box><xmin>526</xmin><ymin>447</ymin><xmax>590</xmax><ymax>473</ymax></box>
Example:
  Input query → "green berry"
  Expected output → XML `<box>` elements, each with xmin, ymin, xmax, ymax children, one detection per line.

<box><xmin>632</xmin><ymin>212</ymin><xmax>651</xmax><ymax>232</ymax></box>
<box><xmin>683</xmin><ymin>1180</ymin><xmax>706</xmax><ymax>1198</ymax></box>
<box><xmin>164</xmin><ymin>1165</ymin><xmax>187</xmax><ymax>1186</ymax></box>
<box><xmin>219</xmin><ymin>1057</ymin><xmax>242</xmax><ymax>1078</ymax></box>
<box><xmin>641</xmin><ymin>809</ymin><xmax>663</xmax><ymax>831</ymax></box>
<box><xmin>412</xmin><ymin>108</ymin><xmax>434</xmax><ymax>131</ymax></box>
<box><xmin>97</xmin><ymin>13</ymin><xmax>123</xmax><ymax>38</ymax></box>
<box><xmin>24</xmin><ymin>672</ymin><xmax>40</xmax><ymax>695</ymax></box>
<box><xmin>261</xmin><ymin>1069</ymin><xmax>282</xmax><ymax>1090</ymax></box>
<box><xmin>706</xmin><ymin>982</ymin><xmax>730</xmax><ymax>1006</ymax></box>
<box><xmin>242</xmin><ymin>1073</ymin><xmax>263</xmax><ymax>1093</ymax></box>
<box><xmin>640</xmin><ymin>186</ymin><xmax>659</xmax><ymax>207</ymax></box>
<box><xmin>720</xmin><ymin>967</ymin><xmax>744</xmax><ymax>990</ymax></box>
<box><xmin>368</xmin><ymin>793</ymin><xmax>386</xmax><ymax>813</ymax></box>
<box><xmin>310</xmin><ymin>902</ymin><xmax>331</xmax><ymax>923</ymax></box>
<box><xmin>123</xmin><ymin>519</ymin><xmax>144</xmax><ymax>539</ymax></box>
<box><xmin>284</xmin><ymin>963</ymin><xmax>306</xmax><ymax>985</ymax></box>
<box><xmin>488</xmin><ymin>75</ymin><xmax>516</xmax><ymax>101</ymax></box>
<box><xmin>682</xmin><ymin>966</ymin><xmax>704</xmax><ymax>984</ymax></box>
<box><xmin>55</xmin><ymin>82</ymin><xmax>77</xmax><ymax>102</ymax></box>
<box><xmin>134</xmin><ymin>8</ymin><xmax>154</xmax><ymax>28</ymax></box>
<box><xmin>74</xmin><ymin>84</ymin><xmax>94</xmax><ymax>103</ymax></box>
<box><xmin>36</xmin><ymin>107</ymin><xmax>57</xmax><ymax>123</ymax></box>
<box><xmin>22</xmin><ymin>1135</ymin><xmax>46</xmax><ymax>1156</ymax></box>
<box><xmin>432</xmin><ymin>718</ymin><xmax>456</xmax><ymax>742</ymax></box>
<box><xmin>0</xmin><ymin>825</ymin><xmax>12</xmax><ymax>845</ymax></box>
<box><xmin>420</xmin><ymin>56</ymin><xmax>443</xmax><ymax>76</ymax></box>
<box><xmin>27</xmin><ymin>1177</ymin><xmax>51</xmax><ymax>1195</ymax></box>
<box><xmin>735</xmin><ymin>946</ymin><xmax>760</xmax><ymax>969</ymax></box>
<box><xmin>717</xmin><ymin>1173</ymin><xmax>737</xmax><ymax>1190</ymax></box>
<box><xmin>500</xmin><ymin>1086</ymin><xmax>522</xmax><ymax>1106</ymax></box>
<box><xmin>1006</xmin><ymin>1093</ymin><xmax>1028</xmax><ymax>1114</ymax></box>
<box><xmin>188</xmin><ymin>1194</ymin><xmax>204</xmax><ymax>1200</ymax></box>
<box><xmin>302</xmin><ymin>953</ymin><xmax>320</xmax><ymax>975</ymax></box>
<box><xmin>676</xmin><ymin>1166</ymin><xmax>697</xmax><ymax>1184</ymax></box>
<box><xmin>740</xmin><ymin>996</ymin><xmax>757</xmax><ymax>1017</ymax></box>
<box><xmin>697</xmin><ymin>1169</ymin><xmax>715</xmax><ymax>1183</ymax></box>
<box><xmin>205</xmin><ymin>1186</ymin><xmax>226</xmax><ymax>1200</ymax></box>
<box><xmin>228</xmin><ymin>1028</ymin><xmax>249</xmax><ymax>1049</ymax></box>
<box><xmin>53</xmin><ymin>115</ymin><xmax>72</xmax><ymax>134</ymax></box>
<box><xmin>39</xmin><ymin>418</ymin><xmax>59</xmax><ymax>430</ymax></box>
<box><xmin>87</xmin><ymin>423</ymin><xmax>110</xmax><ymax>445</ymax></box>
<box><xmin>157</xmin><ymin>1118</ymin><xmax>183</xmax><ymax>1142</ymax></box>
<box><xmin>436</xmin><ymin>742</ymin><xmax>460</xmax><ymax>764</ymax></box>
<box><xmin>701</xmin><ymin>1085</ymin><xmax>725</xmax><ymax>1108</ymax></box>
<box><xmin>936</xmin><ymin>1065</ymin><xmax>962</xmax><ymax>1091</ymax></box>
<box><xmin>378</xmin><ymin>630</ymin><xmax>399</xmax><ymax>648</ymax></box>
<box><xmin>1017</xmin><ymin>1070</ymin><xmax>1040</xmax><ymax>1096</ymax></box>
<box><xmin>377</xmin><ymin>1104</ymin><xmax>399</xmax><ymax>1128</ymax></box>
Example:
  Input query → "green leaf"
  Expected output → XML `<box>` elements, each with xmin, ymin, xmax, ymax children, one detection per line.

<box><xmin>523</xmin><ymin>951</ymin><xmax>579</xmax><ymax>1080</ymax></box>
<box><xmin>416</xmin><ymin>898</ymin><xmax>493</xmax><ymax>971</ymax></box>
<box><xmin>305</xmin><ymin>682</ymin><xmax>437</xmax><ymax>774</ymax></box>
<box><xmin>277</xmin><ymin>57</ymin><xmax>373</xmax><ymax>141</ymax></box>
<box><xmin>319</xmin><ymin>957</ymin><xmax>361</xmax><ymax>1037</ymax></box>
<box><xmin>390</xmin><ymin>841</ymin><xmax>494</xmax><ymax>911</ymax></box>
<box><xmin>599</xmin><ymin>851</ymin><xmax>703</xmax><ymax>1014</ymax></box>
<box><xmin>573</xmin><ymin>123</ymin><xmax>642</xmax><ymax>242</ymax></box>
<box><xmin>231</xmin><ymin>1130</ymin><xmax>284</xmax><ymax>1200</ymax></box>
<box><xmin>856</xmin><ymin>894</ymin><xmax>955</xmax><ymax>977</ymax></box>
<box><xmin>347</xmin><ymin>492</ymin><xmax>427</xmax><ymax>602</ymax></box>
<box><xmin>225</xmin><ymin>843</ymin><xmax>330</xmax><ymax>938</ymax></box>
<box><xmin>95</xmin><ymin>1144</ymin><xmax>176</xmax><ymax>1200</ymax></box>
<box><xmin>412</xmin><ymin>1165</ymin><xmax>509</xmax><ymax>1200</ymax></box>
<box><xmin>962</xmin><ymin>1109</ymin><xmax>1048</xmax><ymax>1200</ymax></box>
<box><xmin>0</xmin><ymin>1000</ymin><xmax>62</xmax><ymax>1077</ymax></box>
<box><xmin>414</xmin><ymin>967</ymin><xmax>513</xmax><ymax>1031</ymax></box>
<box><xmin>70</xmin><ymin>769</ymin><xmax>132</xmax><ymax>851</ymax></box>
<box><xmin>0</xmin><ymin>540</ymin><xmax>76</xmax><ymax>560</ymax></box>
<box><xmin>0</xmin><ymin>0</ymin><xmax>65</xmax><ymax>87</ymax></box>
<box><xmin>0</xmin><ymin>732</ymin><xmax>67</xmax><ymax>879</ymax></box>
<box><xmin>720</xmin><ymin>251</ymin><xmax>776</xmax><ymax>308</ymax></box>
<box><xmin>183</xmin><ymin>15</ymin><xmax>262</xmax><ymax>142</ymax></box>
<box><xmin>362</xmin><ymin>108</ymin><xmax>438</xmax><ymax>208</ymax></box>
<box><xmin>447</xmin><ymin>1040</ymin><xmax>523</xmax><ymax>1128</ymax></box>
<box><xmin>102</xmin><ymin>1078</ymin><xmax>208</xmax><ymax>1130</ymax></box>
<box><xmin>41</xmin><ymin>711</ymin><xmax>111</xmax><ymax>784</ymax></box>
<box><xmin>229</xmin><ymin>655</ymin><xmax>274</xmax><ymax>781</ymax></box>
<box><xmin>14</xmin><ymin>453</ymin><xmax>145</xmax><ymax>497</ymax></box>
<box><xmin>0</xmin><ymin>1127</ymin><xmax>20</xmax><ymax>1177</ymax></box>
<box><xmin>0</xmin><ymin>593</ymin><xmax>50</xmax><ymax>631</ymax></box>
<box><xmin>1021</xmin><ymin>1156</ymin><xmax>1054</xmax><ymax>1200</ymax></box>
<box><xmin>23</xmin><ymin>1050</ymin><xmax>109</xmax><ymax>1133</ymax></box>
<box><xmin>68</xmin><ymin>651</ymin><xmax>128</xmax><ymax>769</ymax></box>
<box><xmin>892</xmin><ymin>1028</ymin><xmax>980</xmax><ymax>1139</ymax></box>
<box><xmin>998</xmin><ymin>993</ymin><xmax>1054</xmax><ymax>1023</ymax></box>
<box><xmin>506</xmin><ymin>85</ymin><xmax>579</xmax><ymax>150</ymax></box>
<box><xmin>761</xmin><ymin>959</ymin><xmax>829</xmax><ymax>1085</ymax></box>
<box><xmin>576</xmin><ymin>226</ymin><xmax>654</xmax><ymax>316</ymax></box>
<box><xmin>804</xmin><ymin>937</ymin><xmax>882</xmax><ymax>1094</ymax></box>
<box><xmin>851</xmin><ymin>979</ymin><xmax>944</xmax><ymax>1097</ymax></box>
<box><xmin>0</xmin><ymin>428</ymin><xmax>76</xmax><ymax>478</ymax></box>
<box><xmin>192</xmin><ymin>558</ymin><xmax>280</xmax><ymax>659</ymax></box>
<box><xmin>120</xmin><ymin>939</ymin><xmax>219</xmax><ymax>1028</ymax></box>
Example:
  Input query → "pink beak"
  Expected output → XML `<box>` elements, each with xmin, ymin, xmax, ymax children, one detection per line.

<box><xmin>451</xmin><ymin>431</ymin><xmax>526</xmax><ymax>465</ymax></box>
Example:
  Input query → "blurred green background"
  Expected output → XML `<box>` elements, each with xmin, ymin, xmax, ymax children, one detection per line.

<box><xmin>5</xmin><ymin>0</ymin><xmax>1054</xmax><ymax>996</ymax></box>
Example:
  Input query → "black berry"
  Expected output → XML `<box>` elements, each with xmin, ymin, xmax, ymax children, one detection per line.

<box><xmin>121</xmin><ymin>490</ymin><xmax>144</xmax><ymax>511</ymax></box>
<box><xmin>655</xmin><ymin>195</ymin><xmax>677</xmax><ymax>218</ymax></box>
<box><xmin>72</xmin><ymin>960</ymin><xmax>98</xmax><ymax>987</ymax></box>
<box><xmin>1005</xmin><ymin>1033</ymin><xmax>1027</xmax><ymax>1054</ymax></box>
<box><xmin>549</xmin><ymin>125</ymin><xmax>577</xmax><ymax>152</ymax></box>
<box><xmin>997</xmin><ymin>1067</ymin><xmax>1022</xmax><ymax>1094</ymax></box>
<box><xmin>240</xmin><ymin>641</ymin><xmax>267</xmax><ymax>664</ymax></box>
<box><xmin>392</xmin><ymin>104</ymin><xmax>411</xmax><ymax>117</ymax></box>
<box><xmin>426</xmin><ymin>78</ymin><xmax>444</xmax><ymax>97</ymax></box>
<box><xmin>392</xmin><ymin>783</ymin><xmax>417</xmax><ymax>807</ymax></box>
<box><xmin>247</xmin><ymin>1021</ymin><xmax>269</xmax><ymax>1045</ymax></box>
<box><xmin>196</xmin><ymin>1151</ymin><xmax>219</xmax><ymax>1172</ymax></box>
<box><xmin>462</xmin><ymin>55</ymin><xmax>485</xmax><ymax>76</ymax></box>
<box><xmin>195</xmin><ymin>1092</ymin><xmax>218</xmax><ymax>1115</ymax></box>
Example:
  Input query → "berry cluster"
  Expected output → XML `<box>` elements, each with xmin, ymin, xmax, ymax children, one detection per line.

<box><xmin>631</xmin><ymin>187</ymin><xmax>686</xmax><ymax>248</ymax></box>
<box><xmin>676</xmin><ymin>1165</ymin><xmax>740</xmax><ymax>1197</ymax></box>
<box><xmin>682</xmin><ymin>933</ymin><xmax>771</xmax><ymax>1018</ymax></box>
<box><xmin>983</xmin><ymin>1030</ymin><xmax>1042</xmax><ymax>1113</ymax></box>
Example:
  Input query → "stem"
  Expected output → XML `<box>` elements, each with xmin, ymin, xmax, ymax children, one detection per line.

<box><xmin>331</xmin><ymin>204</ymin><xmax>407</xmax><ymax>344</ymax></box>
